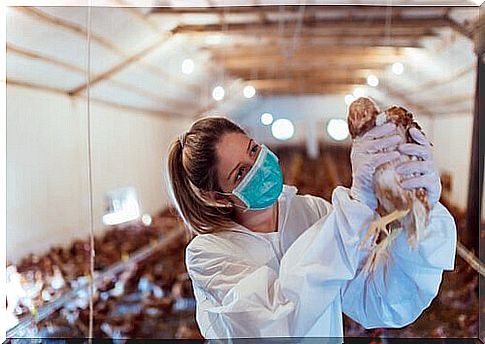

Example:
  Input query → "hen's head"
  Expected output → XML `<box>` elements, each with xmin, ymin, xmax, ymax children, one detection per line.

<box><xmin>347</xmin><ymin>97</ymin><xmax>380</xmax><ymax>139</ymax></box>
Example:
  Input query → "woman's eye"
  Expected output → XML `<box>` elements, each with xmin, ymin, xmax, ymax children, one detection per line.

<box><xmin>235</xmin><ymin>167</ymin><xmax>246</xmax><ymax>182</ymax></box>
<box><xmin>234</xmin><ymin>145</ymin><xmax>258</xmax><ymax>183</ymax></box>
<box><xmin>251</xmin><ymin>145</ymin><xmax>258</xmax><ymax>154</ymax></box>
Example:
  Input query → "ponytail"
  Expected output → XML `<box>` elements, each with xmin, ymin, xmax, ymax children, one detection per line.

<box><xmin>165</xmin><ymin>117</ymin><xmax>246</xmax><ymax>235</ymax></box>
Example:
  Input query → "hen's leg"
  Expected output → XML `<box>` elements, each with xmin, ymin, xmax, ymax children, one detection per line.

<box><xmin>362</xmin><ymin>227</ymin><xmax>403</xmax><ymax>274</ymax></box>
<box><xmin>360</xmin><ymin>209</ymin><xmax>409</xmax><ymax>249</ymax></box>
<box><xmin>360</xmin><ymin>209</ymin><xmax>409</xmax><ymax>274</ymax></box>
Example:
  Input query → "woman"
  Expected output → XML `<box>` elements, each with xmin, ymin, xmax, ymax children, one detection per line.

<box><xmin>165</xmin><ymin>116</ymin><xmax>456</xmax><ymax>340</ymax></box>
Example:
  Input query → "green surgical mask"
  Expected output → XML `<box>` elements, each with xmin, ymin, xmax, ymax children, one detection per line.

<box><xmin>219</xmin><ymin>144</ymin><xmax>283</xmax><ymax>211</ymax></box>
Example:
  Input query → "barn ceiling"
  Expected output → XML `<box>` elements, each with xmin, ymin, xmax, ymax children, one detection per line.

<box><xmin>6</xmin><ymin>3</ymin><xmax>481</xmax><ymax>119</ymax></box>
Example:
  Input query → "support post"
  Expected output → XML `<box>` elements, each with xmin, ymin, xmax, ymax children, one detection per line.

<box><xmin>465</xmin><ymin>55</ymin><xmax>482</xmax><ymax>255</ymax></box>
<box><xmin>466</xmin><ymin>4</ymin><xmax>484</xmax><ymax>255</ymax></box>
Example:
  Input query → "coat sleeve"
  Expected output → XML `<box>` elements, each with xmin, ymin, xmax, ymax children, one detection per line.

<box><xmin>186</xmin><ymin>186</ymin><xmax>374</xmax><ymax>338</ymax></box>
<box><xmin>340</xmin><ymin>201</ymin><xmax>457</xmax><ymax>328</ymax></box>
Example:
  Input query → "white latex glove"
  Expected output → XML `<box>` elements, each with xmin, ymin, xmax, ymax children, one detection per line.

<box><xmin>397</xmin><ymin>127</ymin><xmax>441</xmax><ymax>207</ymax></box>
<box><xmin>350</xmin><ymin>122</ymin><xmax>401</xmax><ymax>210</ymax></box>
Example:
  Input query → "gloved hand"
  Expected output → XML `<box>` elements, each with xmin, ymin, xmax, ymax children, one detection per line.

<box><xmin>350</xmin><ymin>122</ymin><xmax>401</xmax><ymax>210</ymax></box>
<box><xmin>396</xmin><ymin>127</ymin><xmax>441</xmax><ymax>207</ymax></box>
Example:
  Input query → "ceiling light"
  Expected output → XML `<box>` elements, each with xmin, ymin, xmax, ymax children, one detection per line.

<box><xmin>261</xmin><ymin>112</ymin><xmax>273</xmax><ymax>125</ymax></box>
<box><xmin>327</xmin><ymin>119</ymin><xmax>349</xmax><ymax>141</ymax></box>
<box><xmin>181</xmin><ymin>58</ymin><xmax>194</xmax><ymax>75</ymax></box>
<box><xmin>243</xmin><ymin>85</ymin><xmax>256</xmax><ymax>98</ymax></box>
<box><xmin>212</xmin><ymin>86</ymin><xmax>225</xmax><ymax>101</ymax></box>
<box><xmin>271</xmin><ymin>118</ymin><xmax>294</xmax><ymax>141</ymax></box>
<box><xmin>367</xmin><ymin>74</ymin><xmax>379</xmax><ymax>87</ymax></box>
<box><xmin>392</xmin><ymin>62</ymin><xmax>404</xmax><ymax>75</ymax></box>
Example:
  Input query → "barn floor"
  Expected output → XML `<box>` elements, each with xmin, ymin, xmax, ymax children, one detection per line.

<box><xmin>7</xmin><ymin>207</ymin><xmax>480</xmax><ymax>341</ymax></box>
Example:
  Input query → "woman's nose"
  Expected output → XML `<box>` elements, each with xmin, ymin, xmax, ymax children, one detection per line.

<box><xmin>243</xmin><ymin>156</ymin><xmax>256</xmax><ymax>168</ymax></box>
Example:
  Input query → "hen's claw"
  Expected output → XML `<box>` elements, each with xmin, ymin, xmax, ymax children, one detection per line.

<box><xmin>360</xmin><ymin>209</ymin><xmax>410</xmax><ymax>273</ymax></box>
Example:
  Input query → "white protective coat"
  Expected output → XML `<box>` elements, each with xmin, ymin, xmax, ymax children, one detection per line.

<box><xmin>185</xmin><ymin>185</ymin><xmax>457</xmax><ymax>340</ymax></box>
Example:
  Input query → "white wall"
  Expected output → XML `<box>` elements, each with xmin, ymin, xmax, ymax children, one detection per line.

<box><xmin>430</xmin><ymin>114</ymin><xmax>474</xmax><ymax>212</ymax></box>
<box><xmin>7</xmin><ymin>84</ymin><xmax>191</xmax><ymax>263</ymax></box>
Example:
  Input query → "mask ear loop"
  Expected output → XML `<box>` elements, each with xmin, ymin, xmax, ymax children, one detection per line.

<box><xmin>216</xmin><ymin>191</ymin><xmax>250</xmax><ymax>213</ymax></box>
<box><xmin>232</xmin><ymin>203</ymin><xmax>250</xmax><ymax>213</ymax></box>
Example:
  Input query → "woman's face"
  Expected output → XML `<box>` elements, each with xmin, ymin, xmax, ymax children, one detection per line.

<box><xmin>215</xmin><ymin>132</ymin><xmax>261</xmax><ymax>204</ymax></box>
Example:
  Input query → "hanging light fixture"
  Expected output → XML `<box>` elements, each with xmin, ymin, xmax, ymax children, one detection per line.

<box><xmin>212</xmin><ymin>86</ymin><xmax>225</xmax><ymax>101</ymax></box>
<box><xmin>271</xmin><ymin>119</ymin><xmax>294</xmax><ymax>141</ymax></box>
<box><xmin>327</xmin><ymin>119</ymin><xmax>349</xmax><ymax>141</ymax></box>
<box><xmin>181</xmin><ymin>58</ymin><xmax>194</xmax><ymax>75</ymax></box>
<box><xmin>367</xmin><ymin>74</ymin><xmax>379</xmax><ymax>87</ymax></box>
<box><xmin>243</xmin><ymin>85</ymin><xmax>256</xmax><ymax>98</ymax></box>
<box><xmin>392</xmin><ymin>62</ymin><xmax>404</xmax><ymax>75</ymax></box>
<box><xmin>260</xmin><ymin>112</ymin><xmax>273</xmax><ymax>125</ymax></box>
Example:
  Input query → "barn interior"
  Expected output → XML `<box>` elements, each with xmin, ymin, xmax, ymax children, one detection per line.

<box><xmin>5</xmin><ymin>1</ymin><xmax>484</xmax><ymax>341</ymax></box>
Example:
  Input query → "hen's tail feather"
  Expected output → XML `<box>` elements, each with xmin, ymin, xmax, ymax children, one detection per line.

<box><xmin>403</xmin><ymin>199</ymin><xmax>429</xmax><ymax>248</ymax></box>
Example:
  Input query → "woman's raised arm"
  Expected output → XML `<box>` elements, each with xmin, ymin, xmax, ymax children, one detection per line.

<box><xmin>341</xmin><ymin>201</ymin><xmax>456</xmax><ymax>328</ymax></box>
<box><xmin>186</xmin><ymin>186</ymin><xmax>375</xmax><ymax>338</ymax></box>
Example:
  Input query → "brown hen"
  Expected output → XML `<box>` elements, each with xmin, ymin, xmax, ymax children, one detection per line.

<box><xmin>348</xmin><ymin>97</ymin><xmax>431</xmax><ymax>273</ymax></box>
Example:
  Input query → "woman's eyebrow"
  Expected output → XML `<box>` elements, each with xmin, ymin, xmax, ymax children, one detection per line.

<box><xmin>226</xmin><ymin>139</ymin><xmax>253</xmax><ymax>181</ymax></box>
<box><xmin>246</xmin><ymin>139</ymin><xmax>253</xmax><ymax>154</ymax></box>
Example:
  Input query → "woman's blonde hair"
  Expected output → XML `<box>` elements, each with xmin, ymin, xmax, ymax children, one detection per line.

<box><xmin>165</xmin><ymin>116</ymin><xmax>247</xmax><ymax>235</ymax></box>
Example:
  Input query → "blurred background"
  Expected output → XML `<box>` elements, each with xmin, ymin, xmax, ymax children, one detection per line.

<box><xmin>5</xmin><ymin>1</ymin><xmax>484</xmax><ymax>341</ymax></box>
